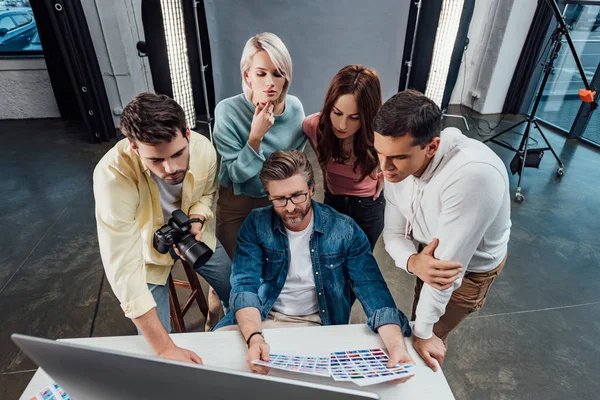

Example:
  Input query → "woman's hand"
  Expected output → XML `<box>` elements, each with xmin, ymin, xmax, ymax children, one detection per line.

<box><xmin>248</xmin><ymin>102</ymin><xmax>275</xmax><ymax>152</ymax></box>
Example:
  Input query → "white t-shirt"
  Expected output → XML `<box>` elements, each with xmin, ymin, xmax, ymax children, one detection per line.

<box><xmin>272</xmin><ymin>216</ymin><xmax>319</xmax><ymax>316</ymax></box>
<box><xmin>151</xmin><ymin>171</ymin><xmax>183</xmax><ymax>223</ymax></box>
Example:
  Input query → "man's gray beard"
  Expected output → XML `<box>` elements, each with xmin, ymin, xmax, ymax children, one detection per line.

<box><xmin>282</xmin><ymin>202</ymin><xmax>312</xmax><ymax>226</ymax></box>
<box><xmin>283</xmin><ymin>215</ymin><xmax>304</xmax><ymax>225</ymax></box>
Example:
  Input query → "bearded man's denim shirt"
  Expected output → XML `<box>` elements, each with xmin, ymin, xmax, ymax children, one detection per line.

<box><xmin>213</xmin><ymin>201</ymin><xmax>411</xmax><ymax>336</ymax></box>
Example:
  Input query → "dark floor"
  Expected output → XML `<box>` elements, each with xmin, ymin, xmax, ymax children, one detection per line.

<box><xmin>0</xmin><ymin>114</ymin><xmax>599</xmax><ymax>399</ymax></box>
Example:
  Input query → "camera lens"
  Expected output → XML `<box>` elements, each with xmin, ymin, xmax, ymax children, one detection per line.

<box><xmin>176</xmin><ymin>234</ymin><xmax>213</xmax><ymax>269</ymax></box>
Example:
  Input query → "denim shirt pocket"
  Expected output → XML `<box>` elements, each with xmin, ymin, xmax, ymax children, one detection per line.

<box><xmin>319</xmin><ymin>253</ymin><xmax>347</xmax><ymax>292</ymax></box>
<box><xmin>320</xmin><ymin>253</ymin><xmax>345</xmax><ymax>270</ymax></box>
<box><xmin>262</xmin><ymin>248</ymin><xmax>284</xmax><ymax>281</ymax></box>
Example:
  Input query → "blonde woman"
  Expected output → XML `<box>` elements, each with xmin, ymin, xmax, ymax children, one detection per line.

<box><xmin>214</xmin><ymin>32</ymin><xmax>306</xmax><ymax>259</ymax></box>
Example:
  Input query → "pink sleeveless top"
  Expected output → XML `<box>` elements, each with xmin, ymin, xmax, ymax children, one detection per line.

<box><xmin>303</xmin><ymin>113</ymin><xmax>377</xmax><ymax>197</ymax></box>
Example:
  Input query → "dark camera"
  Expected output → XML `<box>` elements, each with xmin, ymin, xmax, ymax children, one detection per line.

<box><xmin>153</xmin><ymin>209</ymin><xmax>213</xmax><ymax>269</ymax></box>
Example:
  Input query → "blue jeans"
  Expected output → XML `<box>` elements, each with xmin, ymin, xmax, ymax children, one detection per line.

<box><xmin>146</xmin><ymin>239</ymin><xmax>232</xmax><ymax>333</ymax></box>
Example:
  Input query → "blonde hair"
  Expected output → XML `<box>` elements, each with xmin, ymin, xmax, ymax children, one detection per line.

<box><xmin>240</xmin><ymin>32</ymin><xmax>292</xmax><ymax>103</ymax></box>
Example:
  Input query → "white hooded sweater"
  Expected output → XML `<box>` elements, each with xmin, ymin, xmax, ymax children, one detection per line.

<box><xmin>383</xmin><ymin>128</ymin><xmax>511</xmax><ymax>339</ymax></box>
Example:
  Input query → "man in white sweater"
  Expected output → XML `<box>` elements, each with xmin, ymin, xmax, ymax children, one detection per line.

<box><xmin>374</xmin><ymin>90</ymin><xmax>511</xmax><ymax>371</ymax></box>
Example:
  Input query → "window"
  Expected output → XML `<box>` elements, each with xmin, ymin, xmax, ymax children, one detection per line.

<box><xmin>0</xmin><ymin>16</ymin><xmax>16</xmax><ymax>31</ymax></box>
<box><xmin>12</xmin><ymin>14</ymin><xmax>29</xmax><ymax>27</ymax></box>
<box><xmin>527</xmin><ymin>1</ymin><xmax>600</xmax><ymax>148</ymax></box>
<box><xmin>0</xmin><ymin>3</ymin><xmax>43</xmax><ymax>58</ymax></box>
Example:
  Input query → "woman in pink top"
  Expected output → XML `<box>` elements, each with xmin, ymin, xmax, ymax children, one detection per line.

<box><xmin>303</xmin><ymin>65</ymin><xmax>384</xmax><ymax>250</ymax></box>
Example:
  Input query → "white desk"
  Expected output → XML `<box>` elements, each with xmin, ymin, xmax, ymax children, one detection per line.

<box><xmin>19</xmin><ymin>324</ymin><xmax>454</xmax><ymax>399</ymax></box>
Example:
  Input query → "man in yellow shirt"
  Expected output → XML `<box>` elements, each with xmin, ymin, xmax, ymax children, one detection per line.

<box><xmin>93</xmin><ymin>93</ymin><xmax>231</xmax><ymax>363</ymax></box>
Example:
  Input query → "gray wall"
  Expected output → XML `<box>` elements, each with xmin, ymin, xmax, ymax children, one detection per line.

<box><xmin>204</xmin><ymin>0</ymin><xmax>411</xmax><ymax>114</ymax></box>
<box><xmin>449</xmin><ymin>0</ymin><xmax>536</xmax><ymax>114</ymax></box>
<box><xmin>81</xmin><ymin>0</ymin><xmax>153</xmax><ymax>128</ymax></box>
<box><xmin>0</xmin><ymin>58</ymin><xmax>59</xmax><ymax>119</ymax></box>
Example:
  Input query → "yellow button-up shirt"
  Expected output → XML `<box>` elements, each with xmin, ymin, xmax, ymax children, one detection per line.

<box><xmin>93</xmin><ymin>131</ymin><xmax>217</xmax><ymax>319</ymax></box>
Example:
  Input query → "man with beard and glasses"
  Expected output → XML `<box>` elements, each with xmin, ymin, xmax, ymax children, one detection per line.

<box><xmin>93</xmin><ymin>92</ymin><xmax>232</xmax><ymax>364</ymax></box>
<box><xmin>213</xmin><ymin>150</ymin><xmax>414</xmax><ymax>381</ymax></box>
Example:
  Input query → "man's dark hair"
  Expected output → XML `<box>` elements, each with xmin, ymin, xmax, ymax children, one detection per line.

<box><xmin>120</xmin><ymin>92</ymin><xmax>187</xmax><ymax>144</ymax></box>
<box><xmin>373</xmin><ymin>90</ymin><xmax>442</xmax><ymax>148</ymax></box>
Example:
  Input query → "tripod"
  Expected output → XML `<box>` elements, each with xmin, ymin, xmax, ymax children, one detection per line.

<box><xmin>193</xmin><ymin>0</ymin><xmax>214</xmax><ymax>143</ymax></box>
<box><xmin>484</xmin><ymin>0</ymin><xmax>596</xmax><ymax>203</ymax></box>
<box><xmin>484</xmin><ymin>24</ymin><xmax>566</xmax><ymax>203</ymax></box>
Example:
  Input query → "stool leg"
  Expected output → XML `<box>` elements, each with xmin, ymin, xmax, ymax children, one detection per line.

<box><xmin>181</xmin><ymin>260</ymin><xmax>209</xmax><ymax>318</ymax></box>
<box><xmin>168</xmin><ymin>276</ymin><xmax>186</xmax><ymax>333</ymax></box>
<box><xmin>205</xmin><ymin>286</ymin><xmax>222</xmax><ymax>332</ymax></box>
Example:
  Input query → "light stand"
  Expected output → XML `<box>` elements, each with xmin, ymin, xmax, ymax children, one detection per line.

<box><xmin>404</xmin><ymin>0</ymin><xmax>422</xmax><ymax>91</ymax></box>
<box><xmin>192</xmin><ymin>0</ymin><xmax>213</xmax><ymax>143</ymax></box>
<box><xmin>405</xmin><ymin>0</ymin><xmax>469</xmax><ymax>131</ymax></box>
<box><xmin>483</xmin><ymin>0</ymin><xmax>596</xmax><ymax>202</ymax></box>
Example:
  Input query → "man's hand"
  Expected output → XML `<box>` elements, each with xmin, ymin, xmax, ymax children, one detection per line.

<box><xmin>386</xmin><ymin>342</ymin><xmax>416</xmax><ymax>384</ymax></box>
<box><xmin>246</xmin><ymin>335</ymin><xmax>271</xmax><ymax>374</ymax></box>
<box><xmin>173</xmin><ymin>214</ymin><xmax>205</xmax><ymax>260</ymax></box>
<box><xmin>407</xmin><ymin>238</ymin><xmax>462</xmax><ymax>290</ymax></box>
<box><xmin>189</xmin><ymin>214</ymin><xmax>205</xmax><ymax>242</ymax></box>
<box><xmin>413</xmin><ymin>334</ymin><xmax>446</xmax><ymax>372</ymax></box>
<box><xmin>133</xmin><ymin>308</ymin><xmax>202</xmax><ymax>365</ymax></box>
<box><xmin>377</xmin><ymin>324</ymin><xmax>415</xmax><ymax>384</ymax></box>
<box><xmin>158</xmin><ymin>344</ymin><xmax>203</xmax><ymax>364</ymax></box>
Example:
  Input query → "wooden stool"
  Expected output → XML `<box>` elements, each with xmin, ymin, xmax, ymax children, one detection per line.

<box><xmin>168</xmin><ymin>259</ymin><xmax>209</xmax><ymax>333</ymax></box>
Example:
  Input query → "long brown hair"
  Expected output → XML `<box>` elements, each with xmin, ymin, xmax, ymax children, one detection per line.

<box><xmin>316</xmin><ymin>65</ymin><xmax>381</xmax><ymax>181</ymax></box>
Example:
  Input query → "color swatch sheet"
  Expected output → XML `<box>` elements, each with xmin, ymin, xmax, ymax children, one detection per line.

<box><xmin>330</xmin><ymin>348</ymin><xmax>415</xmax><ymax>386</ymax></box>
<box><xmin>30</xmin><ymin>383</ymin><xmax>71</xmax><ymax>400</ymax></box>
<box><xmin>252</xmin><ymin>348</ymin><xmax>415</xmax><ymax>386</ymax></box>
<box><xmin>252</xmin><ymin>354</ymin><xmax>331</xmax><ymax>377</ymax></box>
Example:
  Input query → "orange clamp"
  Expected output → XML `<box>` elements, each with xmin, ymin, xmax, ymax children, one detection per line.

<box><xmin>578</xmin><ymin>89</ymin><xmax>596</xmax><ymax>103</ymax></box>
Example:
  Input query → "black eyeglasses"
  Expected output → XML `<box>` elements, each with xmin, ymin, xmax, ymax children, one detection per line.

<box><xmin>269</xmin><ymin>192</ymin><xmax>309</xmax><ymax>208</ymax></box>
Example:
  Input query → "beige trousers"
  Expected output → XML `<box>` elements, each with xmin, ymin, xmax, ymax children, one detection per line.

<box><xmin>412</xmin><ymin>254</ymin><xmax>508</xmax><ymax>344</ymax></box>
<box><xmin>215</xmin><ymin>310</ymin><xmax>322</xmax><ymax>332</ymax></box>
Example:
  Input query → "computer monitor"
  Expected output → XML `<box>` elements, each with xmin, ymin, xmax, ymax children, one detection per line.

<box><xmin>12</xmin><ymin>334</ymin><xmax>379</xmax><ymax>400</ymax></box>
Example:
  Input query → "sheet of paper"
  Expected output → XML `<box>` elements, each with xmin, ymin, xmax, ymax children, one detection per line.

<box><xmin>329</xmin><ymin>348</ymin><xmax>415</xmax><ymax>385</ymax></box>
<box><xmin>30</xmin><ymin>383</ymin><xmax>71</xmax><ymax>400</ymax></box>
<box><xmin>251</xmin><ymin>353</ymin><xmax>331</xmax><ymax>377</ymax></box>
<box><xmin>351</xmin><ymin>365</ymin><xmax>415</xmax><ymax>387</ymax></box>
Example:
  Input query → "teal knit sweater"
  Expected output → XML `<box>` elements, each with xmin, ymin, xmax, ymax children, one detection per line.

<box><xmin>213</xmin><ymin>93</ymin><xmax>306</xmax><ymax>197</ymax></box>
